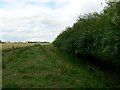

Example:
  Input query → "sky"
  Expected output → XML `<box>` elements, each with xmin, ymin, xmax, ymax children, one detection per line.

<box><xmin>0</xmin><ymin>0</ymin><xmax>107</xmax><ymax>42</ymax></box>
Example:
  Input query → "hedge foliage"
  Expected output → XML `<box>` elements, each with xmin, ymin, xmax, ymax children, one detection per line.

<box><xmin>53</xmin><ymin>2</ymin><xmax>120</xmax><ymax>68</ymax></box>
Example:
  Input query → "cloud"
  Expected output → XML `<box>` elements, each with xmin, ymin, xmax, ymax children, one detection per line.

<box><xmin>0</xmin><ymin>0</ymin><xmax>107</xmax><ymax>42</ymax></box>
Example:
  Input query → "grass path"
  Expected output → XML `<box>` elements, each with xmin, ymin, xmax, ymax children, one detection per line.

<box><xmin>2</xmin><ymin>45</ymin><xmax>119</xmax><ymax>88</ymax></box>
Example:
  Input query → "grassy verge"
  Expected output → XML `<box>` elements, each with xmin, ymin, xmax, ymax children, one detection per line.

<box><xmin>2</xmin><ymin>45</ymin><xmax>120</xmax><ymax>88</ymax></box>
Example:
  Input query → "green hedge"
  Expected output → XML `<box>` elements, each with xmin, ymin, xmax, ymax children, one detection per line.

<box><xmin>53</xmin><ymin>2</ymin><xmax>120</xmax><ymax>68</ymax></box>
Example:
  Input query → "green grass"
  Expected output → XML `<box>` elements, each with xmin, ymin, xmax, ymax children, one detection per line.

<box><xmin>2</xmin><ymin>44</ymin><xmax>120</xmax><ymax>88</ymax></box>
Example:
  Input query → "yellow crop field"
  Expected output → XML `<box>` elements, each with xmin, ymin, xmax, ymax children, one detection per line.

<box><xmin>0</xmin><ymin>44</ymin><xmax>2</xmax><ymax>51</ymax></box>
<box><xmin>2</xmin><ymin>42</ymin><xmax>50</xmax><ymax>50</ymax></box>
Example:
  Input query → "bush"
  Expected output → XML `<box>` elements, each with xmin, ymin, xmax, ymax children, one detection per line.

<box><xmin>53</xmin><ymin>2</ymin><xmax>120</xmax><ymax>70</ymax></box>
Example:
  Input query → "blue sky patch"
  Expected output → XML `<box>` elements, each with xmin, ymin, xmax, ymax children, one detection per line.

<box><xmin>0</xmin><ymin>0</ymin><xmax>5</xmax><ymax>8</ymax></box>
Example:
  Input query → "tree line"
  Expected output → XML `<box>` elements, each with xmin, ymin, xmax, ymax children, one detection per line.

<box><xmin>53</xmin><ymin>2</ymin><xmax>120</xmax><ymax>72</ymax></box>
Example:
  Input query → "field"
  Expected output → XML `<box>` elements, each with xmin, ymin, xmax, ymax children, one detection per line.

<box><xmin>2</xmin><ymin>2</ymin><xmax>120</xmax><ymax>88</ymax></box>
<box><xmin>2</xmin><ymin>43</ymin><xmax>120</xmax><ymax>88</ymax></box>
<box><xmin>0</xmin><ymin>44</ymin><xmax>1</xmax><ymax>50</ymax></box>
<box><xmin>2</xmin><ymin>42</ymin><xmax>50</xmax><ymax>50</ymax></box>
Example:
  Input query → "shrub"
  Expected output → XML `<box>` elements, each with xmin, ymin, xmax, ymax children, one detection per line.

<box><xmin>53</xmin><ymin>2</ymin><xmax>120</xmax><ymax>70</ymax></box>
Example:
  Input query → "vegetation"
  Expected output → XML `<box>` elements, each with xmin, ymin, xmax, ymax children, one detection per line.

<box><xmin>2</xmin><ymin>2</ymin><xmax>120</xmax><ymax>88</ymax></box>
<box><xmin>2</xmin><ymin>44</ymin><xmax>120</xmax><ymax>88</ymax></box>
<box><xmin>53</xmin><ymin>2</ymin><xmax>120</xmax><ymax>71</ymax></box>
<box><xmin>27</xmin><ymin>41</ymin><xmax>49</xmax><ymax>43</ymax></box>
<box><xmin>2</xmin><ymin>42</ymin><xmax>50</xmax><ymax>50</ymax></box>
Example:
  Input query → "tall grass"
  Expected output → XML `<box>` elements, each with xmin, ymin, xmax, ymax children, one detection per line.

<box><xmin>2</xmin><ymin>45</ymin><xmax>119</xmax><ymax>88</ymax></box>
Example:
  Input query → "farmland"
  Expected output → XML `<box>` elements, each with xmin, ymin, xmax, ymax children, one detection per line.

<box><xmin>2</xmin><ymin>2</ymin><xmax>120</xmax><ymax>88</ymax></box>
<box><xmin>2</xmin><ymin>42</ymin><xmax>50</xmax><ymax>50</ymax></box>
<box><xmin>2</xmin><ymin>43</ymin><xmax>120</xmax><ymax>88</ymax></box>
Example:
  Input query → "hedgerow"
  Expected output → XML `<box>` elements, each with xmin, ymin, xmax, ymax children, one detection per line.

<box><xmin>53</xmin><ymin>2</ymin><xmax>120</xmax><ymax>69</ymax></box>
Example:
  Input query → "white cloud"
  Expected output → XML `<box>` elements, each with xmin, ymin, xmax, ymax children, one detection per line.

<box><xmin>0</xmin><ymin>0</ymin><xmax>107</xmax><ymax>42</ymax></box>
